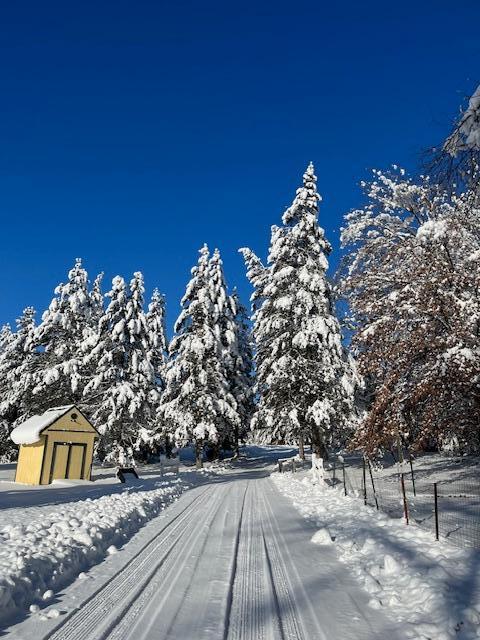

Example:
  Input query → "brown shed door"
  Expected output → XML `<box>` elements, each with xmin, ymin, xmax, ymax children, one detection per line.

<box><xmin>50</xmin><ymin>443</ymin><xmax>87</xmax><ymax>482</ymax></box>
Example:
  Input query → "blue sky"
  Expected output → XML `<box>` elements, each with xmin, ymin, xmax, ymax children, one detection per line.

<box><xmin>1</xmin><ymin>0</ymin><xmax>479</xmax><ymax>332</ymax></box>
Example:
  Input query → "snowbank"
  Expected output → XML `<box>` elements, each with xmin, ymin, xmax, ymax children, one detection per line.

<box><xmin>0</xmin><ymin>477</ymin><xmax>188</xmax><ymax>625</ymax></box>
<box><xmin>273</xmin><ymin>472</ymin><xmax>480</xmax><ymax>640</ymax></box>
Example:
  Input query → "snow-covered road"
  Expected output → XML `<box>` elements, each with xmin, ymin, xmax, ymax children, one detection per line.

<box><xmin>36</xmin><ymin>458</ymin><xmax>402</xmax><ymax>640</ymax></box>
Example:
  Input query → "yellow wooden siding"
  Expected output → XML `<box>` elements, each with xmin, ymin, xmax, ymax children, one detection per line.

<box><xmin>50</xmin><ymin>443</ymin><xmax>69</xmax><ymax>481</ymax></box>
<box><xmin>68</xmin><ymin>444</ymin><xmax>86</xmax><ymax>479</ymax></box>
<box><xmin>15</xmin><ymin>439</ymin><xmax>45</xmax><ymax>484</ymax></box>
<box><xmin>40</xmin><ymin>431</ymin><xmax>96</xmax><ymax>484</ymax></box>
<box><xmin>43</xmin><ymin>408</ymin><xmax>98</xmax><ymax>435</ymax></box>
<box><xmin>15</xmin><ymin>406</ymin><xmax>98</xmax><ymax>485</ymax></box>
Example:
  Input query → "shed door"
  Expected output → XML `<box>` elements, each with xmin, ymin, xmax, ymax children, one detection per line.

<box><xmin>67</xmin><ymin>443</ymin><xmax>87</xmax><ymax>480</ymax></box>
<box><xmin>49</xmin><ymin>442</ymin><xmax>87</xmax><ymax>483</ymax></box>
<box><xmin>50</xmin><ymin>443</ymin><xmax>69</xmax><ymax>482</ymax></box>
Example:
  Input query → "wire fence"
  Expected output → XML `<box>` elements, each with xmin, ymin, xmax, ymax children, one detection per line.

<box><xmin>320</xmin><ymin>460</ymin><xmax>480</xmax><ymax>549</ymax></box>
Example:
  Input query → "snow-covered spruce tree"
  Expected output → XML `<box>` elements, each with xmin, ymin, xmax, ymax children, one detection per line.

<box><xmin>207</xmin><ymin>249</ymin><xmax>241</xmax><ymax>453</ymax></box>
<box><xmin>241</xmin><ymin>163</ymin><xmax>354</xmax><ymax>458</ymax></box>
<box><xmin>32</xmin><ymin>259</ymin><xmax>99</xmax><ymax>411</ymax></box>
<box><xmin>84</xmin><ymin>273</ymin><xmax>157</xmax><ymax>464</ymax></box>
<box><xmin>146</xmin><ymin>288</ymin><xmax>168</xmax><ymax>392</ymax></box>
<box><xmin>90</xmin><ymin>272</ymin><xmax>105</xmax><ymax>324</ymax></box>
<box><xmin>0</xmin><ymin>308</ymin><xmax>37</xmax><ymax>430</ymax></box>
<box><xmin>339</xmin><ymin>167</ymin><xmax>480</xmax><ymax>456</ymax></box>
<box><xmin>158</xmin><ymin>245</ymin><xmax>239</xmax><ymax>468</ymax></box>
<box><xmin>230</xmin><ymin>289</ymin><xmax>255</xmax><ymax>453</ymax></box>
<box><xmin>0</xmin><ymin>325</ymin><xmax>15</xmax><ymax>460</ymax></box>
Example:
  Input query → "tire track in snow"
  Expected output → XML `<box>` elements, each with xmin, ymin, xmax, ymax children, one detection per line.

<box><xmin>46</xmin><ymin>484</ymin><xmax>216</xmax><ymax>640</ymax></box>
<box><xmin>259</xmin><ymin>482</ymin><xmax>307</xmax><ymax>640</ymax></box>
<box><xmin>109</xmin><ymin>482</ymin><xmax>229</xmax><ymax>640</ymax></box>
<box><xmin>260</xmin><ymin>480</ymin><xmax>328</xmax><ymax>640</ymax></box>
<box><xmin>227</xmin><ymin>481</ymin><xmax>281</xmax><ymax>640</ymax></box>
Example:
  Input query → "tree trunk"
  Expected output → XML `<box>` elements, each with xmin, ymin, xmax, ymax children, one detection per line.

<box><xmin>298</xmin><ymin>436</ymin><xmax>305</xmax><ymax>460</ymax></box>
<box><xmin>311</xmin><ymin>429</ymin><xmax>329</xmax><ymax>461</ymax></box>
<box><xmin>234</xmin><ymin>425</ymin><xmax>240</xmax><ymax>458</ymax></box>
<box><xmin>195</xmin><ymin>442</ymin><xmax>203</xmax><ymax>469</ymax></box>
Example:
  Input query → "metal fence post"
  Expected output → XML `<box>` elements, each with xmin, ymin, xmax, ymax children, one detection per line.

<box><xmin>292</xmin><ymin>458</ymin><xmax>296</xmax><ymax>473</ymax></box>
<box><xmin>409</xmin><ymin>457</ymin><xmax>416</xmax><ymax>496</ymax></box>
<box><xmin>367</xmin><ymin>460</ymin><xmax>379</xmax><ymax>510</ymax></box>
<box><xmin>434</xmin><ymin>482</ymin><xmax>439</xmax><ymax>541</ymax></box>
<box><xmin>342</xmin><ymin>463</ymin><xmax>347</xmax><ymax>496</ymax></box>
<box><xmin>401</xmin><ymin>473</ymin><xmax>409</xmax><ymax>525</ymax></box>
<box><xmin>363</xmin><ymin>458</ymin><xmax>367</xmax><ymax>505</ymax></box>
<box><xmin>333</xmin><ymin>460</ymin><xmax>336</xmax><ymax>485</ymax></box>
<box><xmin>278</xmin><ymin>461</ymin><xmax>282</xmax><ymax>473</ymax></box>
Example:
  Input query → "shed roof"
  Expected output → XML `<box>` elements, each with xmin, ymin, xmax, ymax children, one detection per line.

<box><xmin>11</xmin><ymin>405</ymin><xmax>78</xmax><ymax>445</ymax></box>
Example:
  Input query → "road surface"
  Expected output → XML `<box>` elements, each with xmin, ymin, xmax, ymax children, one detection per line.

<box><xmin>43</xmin><ymin>453</ymin><xmax>403</xmax><ymax>640</ymax></box>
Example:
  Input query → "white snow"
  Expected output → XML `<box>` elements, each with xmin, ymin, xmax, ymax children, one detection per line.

<box><xmin>4</xmin><ymin>447</ymin><xmax>403</xmax><ymax>640</ymax></box>
<box><xmin>273</xmin><ymin>469</ymin><xmax>480</xmax><ymax>640</ymax></box>
<box><xmin>10</xmin><ymin>405</ymin><xmax>75</xmax><ymax>445</ymax></box>
<box><xmin>416</xmin><ymin>218</ymin><xmax>448</xmax><ymax>244</ymax></box>
<box><xmin>0</xmin><ymin>474</ymin><xmax>188</xmax><ymax>624</ymax></box>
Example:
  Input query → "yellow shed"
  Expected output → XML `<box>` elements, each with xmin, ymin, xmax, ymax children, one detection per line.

<box><xmin>11</xmin><ymin>405</ymin><xmax>99</xmax><ymax>485</ymax></box>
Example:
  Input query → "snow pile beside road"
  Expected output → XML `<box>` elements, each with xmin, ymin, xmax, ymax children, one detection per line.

<box><xmin>273</xmin><ymin>472</ymin><xmax>480</xmax><ymax>640</ymax></box>
<box><xmin>0</xmin><ymin>477</ymin><xmax>187</xmax><ymax>625</ymax></box>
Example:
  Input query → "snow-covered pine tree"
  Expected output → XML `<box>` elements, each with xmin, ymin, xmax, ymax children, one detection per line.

<box><xmin>84</xmin><ymin>273</ymin><xmax>156</xmax><ymax>463</ymax></box>
<box><xmin>158</xmin><ymin>245</ymin><xmax>238</xmax><ymax>468</ymax></box>
<box><xmin>0</xmin><ymin>325</ymin><xmax>15</xmax><ymax>460</ymax></box>
<box><xmin>90</xmin><ymin>272</ymin><xmax>105</xmax><ymax>323</ymax></box>
<box><xmin>230</xmin><ymin>289</ymin><xmax>255</xmax><ymax>454</ymax></box>
<box><xmin>241</xmin><ymin>163</ymin><xmax>354</xmax><ymax>458</ymax></box>
<box><xmin>0</xmin><ymin>308</ymin><xmax>37</xmax><ymax>427</ymax></box>
<box><xmin>207</xmin><ymin>249</ymin><xmax>241</xmax><ymax>452</ymax></box>
<box><xmin>32</xmin><ymin>259</ymin><xmax>98</xmax><ymax>411</ymax></box>
<box><xmin>146</xmin><ymin>288</ymin><xmax>168</xmax><ymax>392</ymax></box>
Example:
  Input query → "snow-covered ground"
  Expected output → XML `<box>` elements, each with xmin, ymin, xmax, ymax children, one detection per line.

<box><xmin>2</xmin><ymin>445</ymin><xmax>403</xmax><ymax>639</ymax></box>
<box><xmin>273</xmin><ymin>469</ymin><xmax>480</xmax><ymax>640</ymax></box>
<box><xmin>0</xmin><ymin>467</ymin><xmax>192</xmax><ymax>626</ymax></box>
<box><xmin>321</xmin><ymin>452</ymin><xmax>480</xmax><ymax>548</ymax></box>
<box><xmin>1</xmin><ymin>446</ymin><xmax>478</xmax><ymax>639</ymax></box>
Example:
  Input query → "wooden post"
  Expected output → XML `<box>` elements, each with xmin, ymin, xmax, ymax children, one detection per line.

<box><xmin>401</xmin><ymin>473</ymin><xmax>409</xmax><ymax>525</ymax></box>
<box><xmin>292</xmin><ymin>458</ymin><xmax>296</xmax><ymax>473</ymax></box>
<box><xmin>332</xmin><ymin>460</ymin><xmax>336</xmax><ymax>485</ymax></box>
<box><xmin>342</xmin><ymin>464</ymin><xmax>347</xmax><ymax>496</ymax></box>
<box><xmin>434</xmin><ymin>483</ymin><xmax>439</xmax><ymax>541</ymax></box>
<box><xmin>278</xmin><ymin>461</ymin><xmax>282</xmax><ymax>473</ymax></box>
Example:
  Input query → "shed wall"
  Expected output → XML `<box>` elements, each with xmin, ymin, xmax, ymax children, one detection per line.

<box><xmin>15</xmin><ymin>439</ymin><xmax>45</xmax><ymax>484</ymax></box>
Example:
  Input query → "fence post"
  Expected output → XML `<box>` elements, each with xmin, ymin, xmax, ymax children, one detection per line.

<box><xmin>342</xmin><ymin>464</ymin><xmax>347</xmax><ymax>496</ymax></box>
<box><xmin>401</xmin><ymin>473</ymin><xmax>409</xmax><ymax>525</ymax></box>
<box><xmin>333</xmin><ymin>460</ymin><xmax>336</xmax><ymax>485</ymax></box>
<box><xmin>362</xmin><ymin>458</ymin><xmax>367</xmax><ymax>505</ymax></box>
<box><xmin>434</xmin><ymin>482</ymin><xmax>439</xmax><ymax>541</ymax></box>
<box><xmin>367</xmin><ymin>460</ymin><xmax>379</xmax><ymax>510</ymax></box>
<box><xmin>278</xmin><ymin>461</ymin><xmax>282</xmax><ymax>473</ymax></box>
<box><xmin>292</xmin><ymin>458</ymin><xmax>296</xmax><ymax>473</ymax></box>
<box><xmin>409</xmin><ymin>457</ymin><xmax>416</xmax><ymax>497</ymax></box>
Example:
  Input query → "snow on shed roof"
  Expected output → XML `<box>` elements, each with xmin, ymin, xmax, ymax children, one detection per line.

<box><xmin>10</xmin><ymin>405</ymin><xmax>76</xmax><ymax>445</ymax></box>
